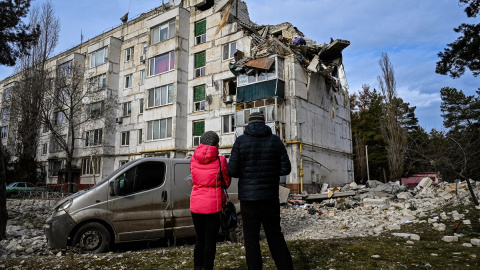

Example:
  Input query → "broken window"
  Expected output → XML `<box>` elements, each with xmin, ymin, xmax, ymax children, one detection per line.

<box><xmin>125</xmin><ymin>47</ymin><xmax>134</xmax><ymax>62</ymax></box>
<box><xmin>149</xmin><ymin>51</ymin><xmax>175</xmax><ymax>76</ymax></box>
<box><xmin>194</xmin><ymin>51</ymin><xmax>206</xmax><ymax>78</ymax></box>
<box><xmin>195</xmin><ymin>19</ymin><xmax>206</xmax><ymax>45</ymax></box>
<box><xmin>222</xmin><ymin>42</ymin><xmax>236</xmax><ymax>61</ymax></box>
<box><xmin>88</xmin><ymin>101</ymin><xmax>103</xmax><ymax>119</ymax></box>
<box><xmin>151</xmin><ymin>20</ymin><xmax>176</xmax><ymax>44</ymax></box>
<box><xmin>85</xmin><ymin>128</ymin><xmax>103</xmax><ymax>146</ymax></box>
<box><xmin>82</xmin><ymin>157</ymin><xmax>101</xmax><ymax>175</ymax></box>
<box><xmin>193</xmin><ymin>85</ymin><xmax>206</xmax><ymax>112</ymax></box>
<box><xmin>192</xmin><ymin>120</ymin><xmax>205</xmax><ymax>146</ymax></box>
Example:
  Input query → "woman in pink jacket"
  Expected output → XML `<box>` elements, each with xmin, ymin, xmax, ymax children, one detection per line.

<box><xmin>190</xmin><ymin>131</ymin><xmax>231</xmax><ymax>270</ymax></box>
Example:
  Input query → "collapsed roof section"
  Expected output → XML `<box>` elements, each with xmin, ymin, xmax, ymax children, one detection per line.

<box><xmin>222</xmin><ymin>1</ymin><xmax>350</xmax><ymax>93</ymax></box>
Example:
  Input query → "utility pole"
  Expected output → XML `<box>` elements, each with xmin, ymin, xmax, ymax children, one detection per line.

<box><xmin>366</xmin><ymin>145</ymin><xmax>370</xmax><ymax>181</ymax></box>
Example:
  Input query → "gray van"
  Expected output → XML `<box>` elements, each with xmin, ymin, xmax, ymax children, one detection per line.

<box><xmin>44</xmin><ymin>157</ymin><xmax>238</xmax><ymax>253</ymax></box>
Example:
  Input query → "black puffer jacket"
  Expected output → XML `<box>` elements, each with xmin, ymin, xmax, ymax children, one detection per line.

<box><xmin>227</xmin><ymin>123</ymin><xmax>291</xmax><ymax>201</ymax></box>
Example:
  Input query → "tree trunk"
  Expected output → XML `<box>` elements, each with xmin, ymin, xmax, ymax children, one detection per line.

<box><xmin>466</xmin><ymin>178</ymin><xmax>479</xmax><ymax>206</ymax></box>
<box><xmin>0</xmin><ymin>147</ymin><xmax>8</xmax><ymax>239</ymax></box>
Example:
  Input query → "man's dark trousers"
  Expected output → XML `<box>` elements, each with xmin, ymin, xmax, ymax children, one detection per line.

<box><xmin>241</xmin><ymin>199</ymin><xmax>293</xmax><ymax>270</ymax></box>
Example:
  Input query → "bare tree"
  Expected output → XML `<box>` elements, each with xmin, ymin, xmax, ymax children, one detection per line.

<box><xmin>377</xmin><ymin>53</ymin><xmax>408</xmax><ymax>182</ymax></box>
<box><xmin>8</xmin><ymin>1</ymin><xmax>60</xmax><ymax>183</ymax></box>
<box><xmin>41</xmin><ymin>62</ymin><xmax>116</xmax><ymax>192</ymax></box>
<box><xmin>0</xmin><ymin>147</ymin><xmax>6</xmax><ymax>240</ymax></box>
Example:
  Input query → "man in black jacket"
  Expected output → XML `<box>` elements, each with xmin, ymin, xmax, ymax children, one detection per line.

<box><xmin>228</xmin><ymin>112</ymin><xmax>293</xmax><ymax>270</ymax></box>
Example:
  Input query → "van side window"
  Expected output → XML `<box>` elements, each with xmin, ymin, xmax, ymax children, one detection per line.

<box><xmin>135</xmin><ymin>161</ymin><xmax>166</xmax><ymax>192</ymax></box>
<box><xmin>118</xmin><ymin>161</ymin><xmax>166</xmax><ymax>196</ymax></box>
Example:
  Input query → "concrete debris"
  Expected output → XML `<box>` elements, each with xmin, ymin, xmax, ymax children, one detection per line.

<box><xmin>391</xmin><ymin>233</ymin><xmax>420</xmax><ymax>241</ymax></box>
<box><xmin>471</xmin><ymin>239</ymin><xmax>480</xmax><ymax>246</ymax></box>
<box><xmin>442</xmin><ymin>236</ymin><xmax>459</xmax><ymax>243</ymax></box>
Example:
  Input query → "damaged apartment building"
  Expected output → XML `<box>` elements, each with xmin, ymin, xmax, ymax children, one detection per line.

<box><xmin>0</xmin><ymin>0</ymin><xmax>353</xmax><ymax>193</ymax></box>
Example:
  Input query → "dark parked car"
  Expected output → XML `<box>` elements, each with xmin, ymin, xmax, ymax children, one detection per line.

<box><xmin>6</xmin><ymin>182</ymin><xmax>49</xmax><ymax>195</ymax></box>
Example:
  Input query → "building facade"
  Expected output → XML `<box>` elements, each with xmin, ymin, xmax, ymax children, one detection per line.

<box><xmin>0</xmin><ymin>0</ymin><xmax>354</xmax><ymax>193</ymax></box>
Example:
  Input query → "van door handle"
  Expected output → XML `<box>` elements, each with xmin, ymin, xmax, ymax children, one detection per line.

<box><xmin>161</xmin><ymin>190</ymin><xmax>167</xmax><ymax>202</ymax></box>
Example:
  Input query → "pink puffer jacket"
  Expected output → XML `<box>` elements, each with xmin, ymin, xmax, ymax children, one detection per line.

<box><xmin>190</xmin><ymin>144</ymin><xmax>231</xmax><ymax>214</ymax></box>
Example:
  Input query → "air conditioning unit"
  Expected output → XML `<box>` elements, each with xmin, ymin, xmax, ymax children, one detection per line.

<box><xmin>140</xmin><ymin>55</ymin><xmax>146</xmax><ymax>63</ymax></box>
<box><xmin>223</xmin><ymin>95</ymin><xmax>233</xmax><ymax>104</ymax></box>
<box><xmin>115</xmin><ymin>117</ymin><xmax>123</xmax><ymax>124</ymax></box>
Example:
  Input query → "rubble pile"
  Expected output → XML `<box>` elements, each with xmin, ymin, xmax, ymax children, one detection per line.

<box><xmin>1</xmin><ymin>179</ymin><xmax>479</xmax><ymax>259</ymax></box>
<box><xmin>0</xmin><ymin>200</ymin><xmax>56</xmax><ymax>259</ymax></box>
<box><xmin>280</xmin><ymin>179</ymin><xmax>480</xmax><ymax>246</ymax></box>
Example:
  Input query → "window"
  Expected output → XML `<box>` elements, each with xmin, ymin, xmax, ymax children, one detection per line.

<box><xmin>90</xmin><ymin>47</ymin><xmax>108</xmax><ymax>68</ymax></box>
<box><xmin>222</xmin><ymin>42</ymin><xmax>236</xmax><ymax>61</ymax></box>
<box><xmin>194</xmin><ymin>20</ymin><xmax>206</xmax><ymax>45</ymax></box>
<box><xmin>222</xmin><ymin>114</ymin><xmax>235</xmax><ymax>134</ymax></box>
<box><xmin>82</xmin><ymin>157</ymin><xmax>101</xmax><ymax>175</ymax></box>
<box><xmin>49</xmin><ymin>160</ymin><xmax>64</xmax><ymax>176</ymax></box>
<box><xmin>3</xmin><ymin>87</ymin><xmax>11</xmax><ymax>101</ymax></box>
<box><xmin>151</xmin><ymin>20</ymin><xmax>176</xmax><ymax>44</ymax></box>
<box><xmin>42</xmin><ymin>143</ymin><xmax>47</xmax><ymax>155</ymax></box>
<box><xmin>115</xmin><ymin>161</ymin><xmax>166</xmax><ymax>196</ymax></box>
<box><xmin>121</xmin><ymin>131</ymin><xmax>130</xmax><ymax>146</ymax></box>
<box><xmin>54</xmin><ymin>111</ymin><xmax>67</xmax><ymax>125</ymax></box>
<box><xmin>123</xmin><ymin>102</ymin><xmax>132</xmax><ymax>117</ymax></box>
<box><xmin>193</xmin><ymin>85</ymin><xmax>206</xmax><ymax>112</ymax></box>
<box><xmin>58</xmin><ymin>61</ymin><xmax>72</xmax><ymax>77</ymax></box>
<box><xmin>143</xmin><ymin>42</ymin><xmax>147</xmax><ymax>55</ymax></box>
<box><xmin>42</xmin><ymin>124</ymin><xmax>49</xmax><ymax>133</ymax></box>
<box><xmin>50</xmin><ymin>135</ymin><xmax>65</xmax><ymax>153</ymax></box>
<box><xmin>148</xmin><ymin>84</ymin><xmax>174</xmax><ymax>108</ymax></box>
<box><xmin>89</xmin><ymin>73</ymin><xmax>106</xmax><ymax>91</ymax></box>
<box><xmin>149</xmin><ymin>51</ymin><xmax>175</xmax><ymax>76</ymax></box>
<box><xmin>124</xmin><ymin>73</ymin><xmax>133</xmax><ymax>88</ymax></box>
<box><xmin>1</xmin><ymin>108</ymin><xmax>9</xmax><ymax>120</ymax></box>
<box><xmin>119</xmin><ymin>160</ymin><xmax>129</xmax><ymax>167</ymax></box>
<box><xmin>194</xmin><ymin>51</ymin><xmax>206</xmax><ymax>78</ymax></box>
<box><xmin>0</xmin><ymin>126</ymin><xmax>7</xmax><ymax>138</ymax></box>
<box><xmin>85</xmin><ymin>129</ymin><xmax>103</xmax><ymax>146</ymax></box>
<box><xmin>138</xmin><ymin>129</ymin><xmax>143</xmax><ymax>144</ymax></box>
<box><xmin>139</xmin><ymin>98</ymin><xmax>144</xmax><ymax>114</ymax></box>
<box><xmin>237</xmin><ymin>57</ymin><xmax>283</xmax><ymax>86</ymax></box>
<box><xmin>192</xmin><ymin>120</ymin><xmax>204</xmax><ymax>146</ymax></box>
<box><xmin>89</xmin><ymin>101</ymin><xmax>103</xmax><ymax>119</ymax></box>
<box><xmin>140</xmin><ymin>70</ymin><xmax>145</xmax><ymax>85</ymax></box>
<box><xmin>125</xmin><ymin>47</ymin><xmax>134</xmax><ymax>62</ymax></box>
<box><xmin>147</xmin><ymin>118</ymin><xmax>172</xmax><ymax>140</ymax></box>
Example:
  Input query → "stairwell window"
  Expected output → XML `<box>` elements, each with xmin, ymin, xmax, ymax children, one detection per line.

<box><xmin>124</xmin><ymin>73</ymin><xmax>133</xmax><ymax>88</ymax></box>
<box><xmin>194</xmin><ymin>19</ymin><xmax>206</xmax><ymax>45</ymax></box>
<box><xmin>194</xmin><ymin>51</ymin><xmax>206</xmax><ymax>78</ymax></box>
<box><xmin>222</xmin><ymin>114</ymin><xmax>235</xmax><ymax>134</ymax></box>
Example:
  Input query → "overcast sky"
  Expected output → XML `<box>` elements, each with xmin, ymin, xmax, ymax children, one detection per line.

<box><xmin>1</xmin><ymin>0</ymin><xmax>478</xmax><ymax>131</ymax></box>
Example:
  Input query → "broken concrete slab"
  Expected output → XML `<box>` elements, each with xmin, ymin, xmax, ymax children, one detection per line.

<box><xmin>471</xmin><ymin>239</ymin><xmax>480</xmax><ymax>246</ymax></box>
<box><xmin>392</xmin><ymin>233</ymin><xmax>420</xmax><ymax>241</ymax></box>
<box><xmin>279</xmin><ymin>186</ymin><xmax>290</xmax><ymax>204</ymax></box>
<box><xmin>442</xmin><ymin>236</ymin><xmax>459</xmax><ymax>243</ymax></box>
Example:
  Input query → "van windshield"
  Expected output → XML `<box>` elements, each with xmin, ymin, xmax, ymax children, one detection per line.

<box><xmin>95</xmin><ymin>160</ymin><xmax>139</xmax><ymax>187</ymax></box>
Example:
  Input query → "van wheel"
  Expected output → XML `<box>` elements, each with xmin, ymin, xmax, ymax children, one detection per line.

<box><xmin>73</xmin><ymin>222</ymin><xmax>111</xmax><ymax>253</ymax></box>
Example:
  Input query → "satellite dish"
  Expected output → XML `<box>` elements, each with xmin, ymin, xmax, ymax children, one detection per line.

<box><xmin>169</xmin><ymin>0</ymin><xmax>182</xmax><ymax>6</ymax></box>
